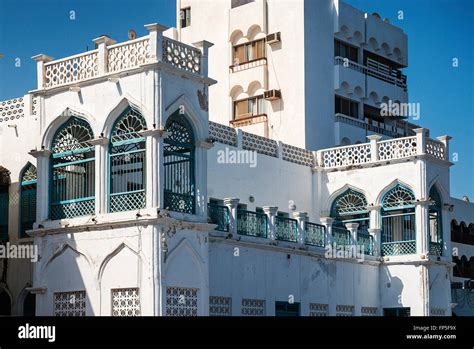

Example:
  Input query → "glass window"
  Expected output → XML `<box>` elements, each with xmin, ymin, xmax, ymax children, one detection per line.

<box><xmin>232</xmin><ymin>39</ymin><xmax>265</xmax><ymax>66</ymax></box>
<box><xmin>180</xmin><ymin>7</ymin><xmax>191</xmax><ymax>28</ymax></box>
<box><xmin>233</xmin><ymin>95</ymin><xmax>265</xmax><ymax>120</ymax></box>
<box><xmin>335</xmin><ymin>96</ymin><xmax>359</xmax><ymax>118</ymax></box>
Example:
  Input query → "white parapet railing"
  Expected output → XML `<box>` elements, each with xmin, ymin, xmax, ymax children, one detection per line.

<box><xmin>32</xmin><ymin>24</ymin><xmax>205</xmax><ymax>90</ymax></box>
<box><xmin>0</xmin><ymin>97</ymin><xmax>25</xmax><ymax>123</ymax></box>
<box><xmin>318</xmin><ymin>142</ymin><xmax>372</xmax><ymax>168</ymax></box>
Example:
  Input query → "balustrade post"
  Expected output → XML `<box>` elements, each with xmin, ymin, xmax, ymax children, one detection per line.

<box><xmin>263</xmin><ymin>206</ymin><xmax>278</xmax><ymax>240</ymax></box>
<box><xmin>29</xmin><ymin>149</ymin><xmax>52</xmax><ymax>224</ymax></box>
<box><xmin>89</xmin><ymin>137</ymin><xmax>109</xmax><ymax>215</ymax></box>
<box><xmin>345</xmin><ymin>222</ymin><xmax>359</xmax><ymax>247</ymax></box>
<box><xmin>320</xmin><ymin>217</ymin><xmax>334</xmax><ymax>247</ymax></box>
<box><xmin>415</xmin><ymin>200</ymin><xmax>430</xmax><ymax>257</ymax></box>
<box><xmin>292</xmin><ymin>211</ymin><xmax>308</xmax><ymax>244</ymax></box>
<box><xmin>414</xmin><ymin>128</ymin><xmax>428</xmax><ymax>155</ymax></box>
<box><xmin>145</xmin><ymin>23</ymin><xmax>167</xmax><ymax>62</ymax></box>
<box><xmin>31</xmin><ymin>54</ymin><xmax>53</xmax><ymax>90</ymax></box>
<box><xmin>193</xmin><ymin>40</ymin><xmax>214</xmax><ymax>78</ymax></box>
<box><xmin>92</xmin><ymin>35</ymin><xmax>116</xmax><ymax>75</ymax></box>
<box><xmin>368</xmin><ymin>228</ymin><xmax>382</xmax><ymax>257</ymax></box>
<box><xmin>367</xmin><ymin>135</ymin><xmax>382</xmax><ymax>162</ymax></box>
<box><xmin>436</xmin><ymin>135</ymin><xmax>451</xmax><ymax>161</ymax></box>
<box><xmin>224</xmin><ymin>198</ymin><xmax>240</xmax><ymax>236</ymax></box>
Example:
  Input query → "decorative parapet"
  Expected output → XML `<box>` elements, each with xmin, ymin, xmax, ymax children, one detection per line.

<box><xmin>319</xmin><ymin>143</ymin><xmax>372</xmax><ymax>168</ymax></box>
<box><xmin>31</xmin><ymin>23</ymin><xmax>205</xmax><ymax>90</ymax></box>
<box><xmin>0</xmin><ymin>97</ymin><xmax>24</xmax><ymax>123</ymax></box>
<box><xmin>209</xmin><ymin>121</ymin><xmax>237</xmax><ymax>146</ymax></box>
<box><xmin>242</xmin><ymin>132</ymin><xmax>278</xmax><ymax>158</ymax></box>
<box><xmin>281</xmin><ymin>143</ymin><xmax>314</xmax><ymax>167</ymax></box>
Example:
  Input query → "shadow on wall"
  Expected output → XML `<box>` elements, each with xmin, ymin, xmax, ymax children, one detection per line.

<box><xmin>380</xmin><ymin>266</ymin><xmax>404</xmax><ymax>310</ymax></box>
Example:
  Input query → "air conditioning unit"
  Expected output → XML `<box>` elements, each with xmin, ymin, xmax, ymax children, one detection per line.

<box><xmin>266</xmin><ymin>32</ymin><xmax>281</xmax><ymax>45</ymax></box>
<box><xmin>264</xmin><ymin>89</ymin><xmax>281</xmax><ymax>101</ymax></box>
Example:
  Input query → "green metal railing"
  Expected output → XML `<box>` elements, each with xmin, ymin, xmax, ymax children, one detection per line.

<box><xmin>275</xmin><ymin>216</ymin><xmax>298</xmax><ymax>242</ymax></box>
<box><xmin>208</xmin><ymin>204</ymin><xmax>229</xmax><ymax>232</ymax></box>
<box><xmin>237</xmin><ymin>210</ymin><xmax>267</xmax><ymax>238</ymax></box>
<box><xmin>332</xmin><ymin>226</ymin><xmax>351</xmax><ymax>246</ymax></box>
<box><xmin>429</xmin><ymin>241</ymin><xmax>442</xmax><ymax>256</ymax></box>
<box><xmin>381</xmin><ymin>240</ymin><xmax>416</xmax><ymax>256</ymax></box>
<box><xmin>357</xmin><ymin>232</ymin><xmax>374</xmax><ymax>255</ymax></box>
<box><xmin>304</xmin><ymin>222</ymin><xmax>326</xmax><ymax>247</ymax></box>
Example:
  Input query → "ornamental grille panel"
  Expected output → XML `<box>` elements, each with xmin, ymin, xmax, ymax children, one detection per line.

<box><xmin>357</xmin><ymin>233</ymin><xmax>374</xmax><ymax>255</ymax></box>
<box><xmin>382</xmin><ymin>186</ymin><xmax>416</xmax><ymax>209</ymax></box>
<box><xmin>336</xmin><ymin>305</ymin><xmax>354</xmax><ymax>316</ymax></box>
<box><xmin>108</xmin><ymin>38</ymin><xmax>150</xmax><ymax>73</ymax></box>
<box><xmin>242</xmin><ymin>132</ymin><xmax>278</xmax><ymax>157</ymax></box>
<box><xmin>166</xmin><ymin>287</ymin><xmax>198</xmax><ymax>317</ymax></box>
<box><xmin>382</xmin><ymin>240</ymin><xmax>416</xmax><ymax>256</ymax></box>
<box><xmin>361</xmin><ymin>307</ymin><xmax>378</xmax><ymax>316</ymax></box>
<box><xmin>207</xmin><ymin>204</ymin><xmax>230</xmax><ymax>232</ymax></box>
<box><xmin>164</xmin><ymin>113</ymin><xmax>195</xmax><ymax>214</ymax></box>
<box><xmin>241</xmin><ymin>299</ymin><xmax>265</xmax><ymax>316</ymax></box>
<box><xmin>309</xmin><ymin>303</ymin><xmax>328</xmax><ymax>316</ymax></box>
<box><xmin>304</xmin><ymin>222</ymin><xmax>326</xmax><ymax>247</ymax></box>
<box><xmin>430</xmin><ymin>308</ymin><xmax>446</xmax><ymax>316</ymax></box>
<box><xmin>209</xmin><ymin>296</ymin><xmax>232</xmax><ymax>316</ymax></box>
<box><xmin>44</xmin><ymin>51</ymin><xmax>99</xmax><ymax>88</ymax></box>
<box><xmin>54</xmin><ymin>291</ymin><xmax>86</xmax><ymax>316</ymax></box>
<box><xmin>274</xmin><ymin>216</ymin><xmax>298</xmax><ymax>242</ymax></box>
<box><xmin>20</xmin><ymin>163</ymin><xmax>37</xmax><ymax>238</ymax></box>
<box><xmin>332</xmin><ymin>227</ymin><xmax>351</xmax><ymax>246</ymax></box>
<box><xmin>377</xmin><ymin>137</ymin><xmax>417</xmax><ymax>161</ymax></box>
<box><xmin>109</xmin><ymin>107</ymin><xmax>147</xmax><ymax>213</ymax></box>
<box><xmin>426</xmin><ymin>139</ymin><xmax>446</xmax><ymax>160</ymax></box>
<box><xmin>208</xmin><ymin>121</ymin><xmax>237</xmax><ymax>146</ymax></box>
<box><xmin>162</xmin><ymin>38</ymin><xmax>202</xmax><ymax>74</ymax></box>
<box><xmin>281</xmin><ymin>143</ymin><xmax>314</xmax><ymax>167</ymax></box>
<box><xmin>111</xmin><ymin>288</ymin><xmax>140</xmax><ymax>316</ymax></box>
<box><xmin>51</xmin><ymin>117</ymin><xmax>95</xmax><ymax>220</ymax></box>
<box><xmin>321</xmin><ymin>143</ymin><xmax>371</xmax><ymax>168</ymax></box>
<box><xmin>237</xmin><ymin>210</ymin><xmax>268</xmax><ymax>238</ymax></box>
<box><xmin>0</xmin><ymin>97</ymin><xmax>24</xmax><ymax>123</ymax></box>
<box><xmin>331</xmin><ymin>189</ymin><xmax>368</xmax><ymax>216</ymax></box>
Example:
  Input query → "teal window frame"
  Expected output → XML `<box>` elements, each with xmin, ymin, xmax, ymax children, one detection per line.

<box><xmin>19</xmin><ymin>163</ymin><xmax>37</xmax><ymax>238</ymax></box>
<box><xmin>428</xmin><ymin>186</ymin><xmax>443</xmax><ymax>256</ymax></box>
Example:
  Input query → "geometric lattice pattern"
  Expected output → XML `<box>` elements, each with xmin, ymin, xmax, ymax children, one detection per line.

<box><xmin>0</xmin><ymin>97</ymin><xmax>24</xmax><ymax>123</ymax></box>
<box><xmin>382</xmin><ymin>240</ymin><xmax>416</xmax><ymax>256</ymax></box>
<box><xmin>332</xmin><ymin>227</ymin><xmax>351</xmax><ymax>246</ymax></box>
<box><xmin>51</xmin><ymin>117</ymin><xmax>94</xmax><ymax>154</ymax></box>
<box><xmin>377</xmin><ymin>137</ymin><xmax>417</xmax><ymax>161</ymax></box>
<box><xmin>209</xmin><ymin>296</ymin><xmax>232</xmax><ymax>316</ymax></box>
<box><xmin>109</xmin><ymin>191</ymin><xmax>145</xmax><ymax>213</ymax></box>
<box><xmin>309</xmin><ymin>303</ymin><xmax>328</xmax><ymax>316</ymax></box>
<box><xmin>336</xmin><ymin>305</ymin><xmax>354</xmax><ymax>316</ymax></box>
<box><xmin>44</xmin><ymin>51</ymin><xmax>99</xmax><ymax>88</ymax></box>
<box><xmin>166</xmin><ymin>287</ymin><xmax>198</xmax><ymax>317</ymax></box>
<box><xmin>430</xmin><ymin>308</ymin><xmax>446</xmax><ymax>316</ymax></box>
<box><xmin>111</xmin><ymin>288</ymin><xmax>140</xmax><ymax>316</ymax></box>
<box><xmin>274</xmin><ymin>216</ymin><xmax>298</xmax><ymax>242</ymax></box>
<box><xmin>207</xmin><ymin>204</ymin><xmax>230</xmax><ymax>232</ymax></box>
<box><xmin>304</xmin><ymin>222</ymin><xmax>326</xmax><ymax>247</ymax></box>
<box><xmin>51</xmin><ymin>199</ymin><xmax>95</xmax><ymax>220</ymax></box>
<box><xmin>54</xmin><ymin>291</ymin><xmax>86</xmax><ymax>316</ymax></box>
<box><xmin>241</xmin><ymin>299</ymin><xmax>266</xmax><ymax>316</ymax></box>
<box><xmin>242</xmin><ymin>132</ymin><xmax>278</xmax><ymax>158</ymax></box>
<box><xmin>382</xmin><ymin>185</ymin><xmax>416</xmax><ymax>209</ymax></box>
<box><xmin>429</xmin><ymin>241</ymin><xmax>442</xmax><ymax>256</ymax></box>
<box><xmin>357</xmin><ymin>233</ymin><xmax>374</xmax><ymax>255</ymax></box>
<box><xmin>108</xmin><ymin>38</ymin><xmax>150</xmax><ymax>74</ymax></box>
<box><xmin>209</xmin><ymin>121</ymin><xmax>237</xmax><ymax>146</ymax></box>
<box><xmin>426</xmin><ymin>139</ymin><xmax>446</xmax><ymax>160</ymax></box>
<box><xmin>111</xmin><ymin>108</ymin><xmax>147</xmax><ymax>144</ymax></box>
<box><xmin>162</xmin><ymin>38</ymin><xmax>202</xmax><ymax>75</ymax></box>
<box><xmin>361</xmin><ymin>307</ymin><xmax>378</xmax><ymax>316</ymax></box>
<box><xmin>281</xmin><ymin>143</ymin><xmax>314</xmax><ymax>167</ymax></box>
<box><xmin>237</xmin><ymin>210</ymin><xmax>268</xmax><ymax>238</ymax></box>
<box><xmin>321</xmin><ymin>143</ymin><xmax>371</xmax><ymax>168</ymax></box>
<box><xmin>332</xmin><ymin>189</ymin><xmax>368</xmax><ymax>216</ymax></box>
<box><xmin>21</xmin><ymin>163</ymin><xmax>37</xmax><ymax>182</ymax></box>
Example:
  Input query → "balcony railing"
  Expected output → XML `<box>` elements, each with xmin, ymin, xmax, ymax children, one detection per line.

<box><xmin>237</xmin><ymin>210</ymin><xmax>267</xmax><ymax>238</ymax></box>
<box><xmin>335</xmin><ymin>56</ymin><xmax>407</xmax><ymax>91</ymax></box>
<box><xmin>381</xmin><ymin>240</ymin><xmax>416</xmax><ymax>256</ymax></box>
<box><xmin>208</xmin><ymin>204</ymin><xmax>230</xmax><ymax>232</ymax></box>
<box><xmin>275</xmin><ymin>216</ymin><xmax>298</xmax><ymax>243</ymax></box>
<box><xmin>357</xmin><ymin>232</ymin><xmax>374</xmax><ymax>256</ymax></box>
<box><xmin>304</xmin><ymin>222</ymin><xmax>326</xmax><ymax>247</ymax></box>
<box><xmin>332</xmin><ymin>227</ymin><xmax>351</xmax><ymax>246</ymax></box>
<box><xmin>429</xmin><ymin>241</ymin><xmax>442</xmax><ymax>256</ymax></box>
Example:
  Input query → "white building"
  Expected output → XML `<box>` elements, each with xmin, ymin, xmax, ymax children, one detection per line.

<box><xmin>0</xmin><ymin>0</ymin><xmax>473</xmax><ymax>317</ymax></box>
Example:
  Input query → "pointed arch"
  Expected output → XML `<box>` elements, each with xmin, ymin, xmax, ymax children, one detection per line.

<box><xmin>165</xmin><ymin>94</ymin><xmax>206</xmax><ymax>143</ymax></box>
<box><xmin>97</xmin><ymin>241</ymin><xmax>145</xmax><ymax>283</ymax></box>
<box><xmin>375</xmin><ymin>179</ymin><xmax>416</xmax><ymax>206</ymax></box>
<box><xmin>101</xmin><ymin>96</ymin><xmax>148</xmax><ymax>137</ymax></box>
<box><xmin>163</xmin><ymin>238</ymin><xmax>205</xmax><ymax>278</ymax></box>
<box><xmin>16</xmin><ymin>282</ymin><xmax>35</xmax><ymax>316</ymax></box>
<box><xmin>42</xmin><ymin>243</ymin><xmax>93</xmax><ymax>275</ymax></box>
<box><xmin>324</xmin><ymin>184</ymin><xmax>368</xmax><ymax>214</ymax></box>
<box><xmin>19</xmin><ymin>162</ymin><xmax>37</xmax><ymax>238</ymax></box>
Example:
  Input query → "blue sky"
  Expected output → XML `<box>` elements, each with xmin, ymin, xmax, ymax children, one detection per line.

<box><xmin>0</xmin><ymin>0</ymin><xmax>472</xmax><ymax>199</ymax></box>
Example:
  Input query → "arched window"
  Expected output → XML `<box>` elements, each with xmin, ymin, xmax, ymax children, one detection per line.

<box><xmin>20</xmin><ymin>163</ymin><xmax>37</xmax><ymax>238</ymax></box>
<box><xmin>0</xmin><ymin>167</ymin><xmax>10</xmax><ymax>241</ymax></box>
<box><xmin>109</xmin><ymin>107</ymin><xmax>147</xmax><ymax>212</ymax></box>
<box><xmin>330</xmin><ymin>188</ymin><xmax>372</xmax><ymax>253</ymax></box>
<box><xmin>428</xmin><ymin>186</ymin><xmax>442</xmax><ymax>256</ymax></box>
<box><xmin>381</xmin><ymin>185</ymin><xmax>416</xmax><ymax>255</ymax></box>
<box><xmin>164</xmin><ymin>111</ymin><xmax>195</xmax><ymax>214</ymax></box>
<box><xmin>50</xmin><ymin>117</ymin><xmax>95</xmax><ymax>219</ymax></box>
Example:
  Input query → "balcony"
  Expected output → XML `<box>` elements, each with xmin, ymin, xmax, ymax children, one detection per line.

<box><xmin>274</xmin><ymin>216</ymin><xmax>298</xmax><ymax>243</ymax></box>
<box><xmin>237</xmin><ymin>210</ymin><xmax>268</xmax><ymax>238</ymax></box>
<box><xmin>207</xmin><ymin>203</ymin><xmax>230</xmax><ymax>232</ymax></box>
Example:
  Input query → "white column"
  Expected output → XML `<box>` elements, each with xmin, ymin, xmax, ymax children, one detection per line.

<box><xmin>29</xmin><ymin>149</ymin><xmax>51</xmax><ymax>223</ymax></box>
<box><xmin>193</xmin><ymin>40</ymin><xmax>214</xmax><ymax>78</ymax></box>
<box><xmin>436</xmin><ymin>135</ymin><xmax>452</xmax><ymax>161</ymax></box>
<box><xmin>263</xmin><ymin>206</ymin><xmax>278</xmax><ymax>240</ymax></box>
<box><xmin>31</xmin><ymin>54</ymin><xmax>53</xmax><ymax>89</ymax></box>
<box><xmin>224</xmin><ymin>197</ymin><xmax>240</xmax><ymax>236</ymax></box>
<box><xmin>89</xmin><ymin>138</ymin><xmax>109</xmax><ymax>215</ymax></box>
<box><xmin>140</xmin><ymin>129</ymin><xmax>165</xmax><ymax>209</ymax></box>
<box><xmin>145</xmin><ymin>23</ymin><xmax>167</xmax><ymax>62</ymax></box>
<box><xmin>293</xmin><ymin>211</ymin><xmax>308</xmax><ymax>244</ymax></box>
<box><xmin>367</xmin><ymin>135</ymin><xmax>382</xmax><ymax>162</ymax></box>
<box><xmin>92</xmin><ymin>35</ymin><xmax>116</xmax><ymax>75</ymax></box>
<box><xmin>320</xmin><ymin>217</ymin><xmax>334</xmax><ymax>246</ymax></box>
<box><xmin>345</xmin><ymin>222</ymin><xmax>359</xmax><ymax>249</ymax></box>
<box><xmin>195</xmin><ymin>140</ymin><xmax>213</xmax><ymax>219</ymax></box>
<box><xmin>415</xmin><ymin>200</ymin><xmax>430</xmax><ymax>257</ymax></box>
<box><xmin>368</xmin><ymin>228</ymin><xmax>382</xmax><ymax>257</ymax></box>
<box><xmin>414</xmin><ymin>128</ymin><xmax>427</xmax><ymax>155</ymax></box>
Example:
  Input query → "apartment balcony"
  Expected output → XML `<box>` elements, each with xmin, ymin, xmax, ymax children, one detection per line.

<box><xmin>334</xmin><ymin>56</ymin><xmax>408</xmax><ymax>104</ymax></box>
<box><xmin>335</xmin><ymin>113</ymin><xmax>418</xmax><ymax>139</ymax></box>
